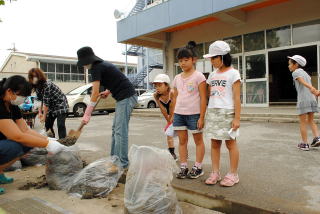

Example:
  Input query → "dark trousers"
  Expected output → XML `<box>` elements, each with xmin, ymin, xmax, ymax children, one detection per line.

<box><xmin>45</xmin><ymin>112</ymin><xmax>67</xmax><ymax>139</ymax></box>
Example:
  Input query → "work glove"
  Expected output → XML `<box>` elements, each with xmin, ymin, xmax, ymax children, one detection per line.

<box><xmin>46</xmin><ymin>138</ymin><xmax>67</xmax><ymax>155</ymax></box>
<box><xmin>82</xmin><ymin>102</ymin><xmax>96</xmax><ymax>124</ymax></box>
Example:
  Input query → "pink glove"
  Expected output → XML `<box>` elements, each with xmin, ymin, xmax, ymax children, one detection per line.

<box><xmin>82</xmin><ymin>103</ymin><xmax>95</xmax><ymax>124</ymax></box>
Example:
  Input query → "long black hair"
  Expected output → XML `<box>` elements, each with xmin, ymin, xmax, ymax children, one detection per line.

<box><xmin>176</xmin><ymin>41</ymin><xmax>198</xmax><ymax>60</ymax></box>
<box><xmin>0</xmin><ymin>75</ymin><xmax>32</xmax><ymax>98</ymax></box>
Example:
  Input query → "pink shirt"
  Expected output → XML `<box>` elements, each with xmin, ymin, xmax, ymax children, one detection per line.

<box><xmin>172</xmin><ymin>71</ymin><xmax>206</xmax><ymax>115</ymax></box>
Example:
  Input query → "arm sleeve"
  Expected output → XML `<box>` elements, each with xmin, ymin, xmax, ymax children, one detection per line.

<box><xmin>231</xmin><ymin>70</ymin><xmax>241</xmax><ymax>84</ymax></box>
<box><xmin>90</xmin><ymin>69</ymin><xmax>102</xmax><ymax>82</ymax></box>
<box><xmin>11</xmin><ymin>105</ymin><xmax>22</xmax><ymax>120</ymax></box>
<box><xmin>43</xmin><ymin>84</ymin><xmax>50</xmax><ymax>106</ymax></box>
<box><xmin>197</xmin><ymin>72</ymin><xmax>206</xmax><ymax>85</ymax></box>
<box><xmin>292</xmin><ymin>70</ymin><xmax>303</xmax><ymax>80</ymax></box>
<box><xmin>0</xmin><ymin>108</ymin><xmax>11</xmax><ymax>120</ymax></box>
<box><xmin>206</xmin><ymin>72</ymin><xmax>213</xmax><ymax>84</ymax></box>
<box><xmin>172</xmin><ymin>76</ymin><xmax>177</xmax><ymax>88</ymax></box>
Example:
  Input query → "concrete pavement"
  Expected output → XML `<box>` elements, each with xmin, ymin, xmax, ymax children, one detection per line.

<box><xmin>70</xmin><ymin>113</ymin><xmax>320</xmax><ymax>214</ymax></box>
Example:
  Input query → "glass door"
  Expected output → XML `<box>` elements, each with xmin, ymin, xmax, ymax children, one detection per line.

<box><xmin>231</xmin><ymin>54</ymin><xmax>243</xmax><ymax>104</ymax></box>
<box><xmin>243</xmin><ymin>52</ymin><xmax>268</xmax><ymax>107</ymax></box>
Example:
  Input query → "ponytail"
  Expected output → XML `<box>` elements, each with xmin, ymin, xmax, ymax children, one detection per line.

<box><xmin>176</xmin><ymin>41</ymin><xmax>198</xmax><ymax>60</ymax></box>
<box><xmin>0</xmin><ymin>78</ymin><xmax>7</xmax><ymax>97</ymax></box>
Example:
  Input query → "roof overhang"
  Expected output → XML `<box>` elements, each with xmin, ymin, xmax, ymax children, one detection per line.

<box><xmin>117</xmin><ymin>0</ymin><xmax>290</xmax><ymax>48</ymax></box>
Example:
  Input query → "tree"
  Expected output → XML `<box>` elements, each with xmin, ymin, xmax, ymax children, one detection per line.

<box><xmin>0</xmin><ymin>0</ymin><xmax>15</xmax><ymax>6</ymax></box>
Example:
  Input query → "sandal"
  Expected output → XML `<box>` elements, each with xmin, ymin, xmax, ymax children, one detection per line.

<box><xmin>220</xmin><ymin>173</ymin><xmax>239</xmax><ymax>187</ymax></box>
<box><xmin>205</xmin><ymin>172</ymin><xmax>221</xmax><ymax>185</ymax></box>
<box><xmin>0</xmin><ymin>174</ymin><xmax>14</xmax><ymax>184</ymax></box>
<box><xmin>0</xmin><ymin>187</ymin><xmax>5</xmax><ymax>195</ymax></box>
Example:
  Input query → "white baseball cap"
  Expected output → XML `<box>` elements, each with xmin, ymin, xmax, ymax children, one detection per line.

<box><xmin>203</xmin><ymin>40</ymin><xmax>231</xmax><ymax>58</ymax></box>
<box><xmin>287</xmin><ymin>55</ymin><xmax>307</xmax><ymax>67</ymax></box>
<box><xmin>153</xmin><ymin>74</ymin><xmax>170</xmax><ymax>84</ymax></box>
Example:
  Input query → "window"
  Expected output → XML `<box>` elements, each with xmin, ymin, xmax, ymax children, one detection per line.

<box><xmin>174</xmin><ymin>48</ymin><xmax>179</xmax><ymax>63</ymax></box>
<box><xmin>244</xmin><ymin>31</ymin><xmax>265</xmax><ymax>52</ymax></box>
<box><xmin>195</xmin><ymin>43</ymin><xmax>204</xmax><ymax>59</ymax></box>
<box><xmin>40</xmin><ymin>62</ymin><xmax>47</xmax><ymax>71</ymax></box>
<box><xmin>245</xmin><ymin>54</ymin><xmax>266</xmax><ymax>79</ymax></box>
<box><xmin>204</xmin><ymin>41</ymin><xmax>214</xmax><ymax>56</ymax></box>
<box><xmin>40</xmin><ymin>62</ymin><xmax>84</xmax><ymax>83</ymax></box>
<box><xmin>267</xmin><ymin>26</ymin><xmax>291</xmax><ymax>48</ymax></box>
<box><xmin>224</xmin><ymin>35</ymin><xmax>242</xmax><ymax>54</ymax></box>
<box><xmin>293</xmin><ymin>19</ymin><xmax>320</xmax><ymax>44</ymax></box>
<box><xmin>48</xmin><ymin>63</ymin><xmax>55</xmax><ymax>73</ymax></box>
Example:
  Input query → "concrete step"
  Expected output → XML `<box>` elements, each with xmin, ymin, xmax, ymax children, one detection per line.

<box><xmin>0</xmin><ymin>198</ymin><xmax>70</xmax><ymax>214</ymax></box>
<box><xmin>171</xmin><ymin>163</ymin><xmax>319</xmax><ymax>214</ymax></box>
<box><xmin>132</xmin><ymin>109</ymin><xmax>320</xmax><ymax>123</ymax></box>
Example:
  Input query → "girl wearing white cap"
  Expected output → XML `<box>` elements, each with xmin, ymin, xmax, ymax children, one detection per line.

<box><xmin>203</xmin><ymin>40</ymin><xmax>241</xmax><ymax>187</ymax></box>
<box><xmin>288</xmin><ymin>55</ymin><xmax>320</xmax><ymax>150</ymax></box>
<box><xmin>152</xmin><ymin>74</ymin><xmax>178</xmax><ymax>160</ymax></box>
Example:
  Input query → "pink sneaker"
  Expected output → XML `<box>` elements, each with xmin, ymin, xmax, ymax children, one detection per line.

<box><xmin>220</xmin><ymin>173</ymin><xmax>239</xmax><ymax>187</ymax></box>
<box><xmin>205</xmin><ymin>172</ymin><xmax>221</xmax><ymax>185</ymax></box>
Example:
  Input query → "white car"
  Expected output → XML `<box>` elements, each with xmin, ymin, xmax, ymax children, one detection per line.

<box><xmin>136</xmin><ymin>90</ymin><xmax>158</xmax><ymax>108</ymax></box>
<box><xmin>66</xmin><ymin>84</ymin><xmax>116</xmax><ymax>117</ymax></box>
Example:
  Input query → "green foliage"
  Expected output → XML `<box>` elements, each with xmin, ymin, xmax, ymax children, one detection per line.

<box><xmin>0</xmin><ymin>0</ymin><xmax>5</xmax><ymax>5</ymax></box>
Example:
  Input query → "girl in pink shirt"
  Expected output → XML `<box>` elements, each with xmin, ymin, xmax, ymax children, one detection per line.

<box><xmin>172</xmin><ymin>41</ymin><xmax>207</xmax><ymax>179</ymax></box>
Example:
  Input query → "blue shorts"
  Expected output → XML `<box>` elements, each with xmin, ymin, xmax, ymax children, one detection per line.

<box><xmin>0</xmin><ymin>140</ymin><xmax>32</xmax><ymax>165</ymax></box>
<box><xmin>173</xmin><ymin>113</ymin><xmax>202</xmax><ymax>133</ymax></box>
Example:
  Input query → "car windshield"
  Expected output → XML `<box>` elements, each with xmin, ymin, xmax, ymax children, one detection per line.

<box><xmin>67</xmin><ymin>85</ymin><xmax>91</xmax><ymax>95</ymax></box>
<box><xmin>140</xmin><ymin>91</ymin><xmax>154</xmax><ymax>96</ymax></box>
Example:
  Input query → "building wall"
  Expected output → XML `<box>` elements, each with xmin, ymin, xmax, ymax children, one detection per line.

<box><xmin>167</xmin><ymin>0</ymin><xmax>319</xmax><ymax>79</ymax></box>
<box><xmin>0</xmin><ymin>55</ymin><xmax>85</xmax><ymax>93</ymax></box>
<box><xmin>55</xmin><ymin>82</ymin><xmax>85</xmax><ymax>94</ymax></box>
<box><xmin>1</xmin><ymin>55</ymin><xmax>37</xmax><ymax>74</ymax></box>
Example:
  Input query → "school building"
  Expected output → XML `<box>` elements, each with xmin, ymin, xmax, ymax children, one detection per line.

<box><xmin>0</xmin><ymin>52</ymin><xmax>137</xmax><ymax>93</ymax></box>
<box><xmin>117</xmin><ymin>0</ymin><xmax>320</xmax><ymax>106</ymax></box>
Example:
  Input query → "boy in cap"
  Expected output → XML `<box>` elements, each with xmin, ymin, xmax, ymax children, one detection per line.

<box><xmin>288</xmin><ymin>55</ymin><xmax>320</xmax><ymax>150</ymax></box>
<box><xmin>77</xmin><ymin>46</ymin><xmax>137</xmax><ymax>168</ymax></box>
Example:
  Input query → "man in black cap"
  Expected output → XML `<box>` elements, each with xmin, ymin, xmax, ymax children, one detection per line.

<box><xmin>77</xmin><ymin>46</ymin><xmax>137</xmax><ymax>169</ymax></box>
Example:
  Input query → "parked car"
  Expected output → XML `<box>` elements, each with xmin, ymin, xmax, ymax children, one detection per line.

<box><xmin>136</xmin><ymin>90</ymin><xmax>158</xmax><ymax>108</ymax></box>
<box><xmin>19</xmin><ymin>96</ymin><xmax>37</xmax><ymax>112</ymax></box>
<box><xmin>135</xmin><ymin>89</ymin><xmax>147</xmax><ymax>97</ymax></box>
<box><xmin>66</xmin><ymin>84</ymin><xmax>116</xmax><ymax>117</ymax></box>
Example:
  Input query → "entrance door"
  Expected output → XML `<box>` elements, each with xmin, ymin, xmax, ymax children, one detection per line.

<box><xmin>231</xmin><ymin>54</ymin><xmax>243</xmax><ymax>104</ymax></box>
<box><xmin>243</xmin><ymin>52</ymin><xmax>268</xmax><ymax>106</ymax></box>
<box><xmin>268</xmin><ymin>45</ymin><xmax>318</xmax><ymax>104</ymax></box>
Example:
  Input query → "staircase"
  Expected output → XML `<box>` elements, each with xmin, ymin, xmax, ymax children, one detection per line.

<box><xmin>123</xmin><ymin>45</ymin><xmax>142</xmax><ymax>56</ymax></box>
<box><xmin>128</xmin><ymin>0</ymin><xmax>146</xmax><ymax>16</ymax></box>
<box><xmin>131</xmin><ymin>64</ymin><xmax>163</xmax><ymax>87</ymax></box>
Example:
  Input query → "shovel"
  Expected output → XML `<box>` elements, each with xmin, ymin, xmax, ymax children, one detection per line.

<box><xmin>58</xmin><ymin>97</ymin><xmax>101</xmax><ymax>146</ymax></box>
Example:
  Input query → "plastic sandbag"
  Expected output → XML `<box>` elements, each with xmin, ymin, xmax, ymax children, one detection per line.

<box><xmin>164</xmin><ymin>123</ymin><xmax>177</xmax><ymax>137</ymax></box>
<box><xmin>68</xmin><ymin>156</ymin><xmax>123</xmax><ymax>199</ymax></box>
<box><xmin>46</xmin><ymin>146</ymin><xmax>83</xmax><ymax>190</ymax></box>
<box><xmin>21</xmin><ymin>147</ymin><xmax>47</xmax><ymax>166</ymax></box>
<box><xmin>124</xmin><ymin>145</ymin><xmax>182</xmax><ymax>214</ymax></box>
<box><xmin>4</xmin><ymin>160</ymin><xmax>22</xmax><ymax>172</ymax></box>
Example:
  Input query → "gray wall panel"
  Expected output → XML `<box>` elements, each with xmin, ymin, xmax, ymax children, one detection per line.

<box><xmin>117</xmin><ymin>0</ymin><xmax>257</xmax><ymax>42</ymax></box>
<box><xmin>136</xmin><ymin>3</ymin><xmax>170</xmax><ymax>36</ymax></box>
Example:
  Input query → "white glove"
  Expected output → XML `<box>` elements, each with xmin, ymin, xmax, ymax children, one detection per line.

<box><xmin>46</xmin><ymin>138</ymin><xmax>66</xmax><ymax>154</ymax></box>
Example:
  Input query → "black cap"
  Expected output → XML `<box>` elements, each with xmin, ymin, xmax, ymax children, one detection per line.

<box><xmin>77</xmin><ymin>46</ymin><xmax>103</xmax><ymax>66</ymax></box>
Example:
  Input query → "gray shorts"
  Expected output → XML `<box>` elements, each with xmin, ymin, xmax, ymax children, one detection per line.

<box><xmin>204</xmin><ymin>108</ymin><xmax>235</xmax><ymax>140</ymax></box>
